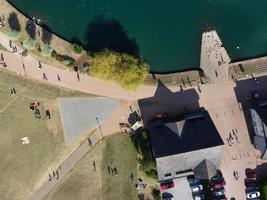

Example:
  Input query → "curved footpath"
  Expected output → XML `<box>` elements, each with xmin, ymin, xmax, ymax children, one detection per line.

<box><xmin>0</xmin><ymin>34</ymin><xmax>160</xmax><ymax>101</ymax></box>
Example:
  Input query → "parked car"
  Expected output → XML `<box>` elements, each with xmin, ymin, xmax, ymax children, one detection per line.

<box><xmin>245</xmin><ymin>178</ymin><xmax>258</xmax><ymax>190</ymax></box>
<box><xmin>128</xmin><ymin>111</ymin><xmax>143</xmax><ymax>132</ymax></box>
<box><xmin>191</xmin><ymin>184</ymin><xmax>203</xmax><ymax>193</ymax></box>
<box><xmin>246</xmin><ymin>169</ymin><xmax>257</xmax><ymax>179</ymax></box>
<box><xmin>162</xmin><ymin>192</ymin><xmax>174</xmax><ymax>200</ymax></box>
<box><xmin>212</xmin><ymin>179</ymin><xmax>226</xmax><ymax>189</ymax></box>
<box><xmin>214</xmin><ymin>196</ymin><xmax>227</xmax><ymax>200</ymax></box>
<box><xmin>193</xmin><ymin>193</ymin><xmax>205</xmax><ymax>200</ymax></box>
<box><xmin>246</xmin><ymin>191</ymin><xmax>260</xmax><ymax>199</ymax></box>
<box><xmin>160</xmin><ymin>180</ymin><xmax>175</xmax><ymax>190</ymax></box>
<box><xmin>213</xmin><ymin>188</ymin><xmax>226</xmax><ymax>197</ymax></box>
<box><xmin>187</xmin><ymin>176</ymin><xmax>201</xmax><ymax>186</ymax></box>
<box><xmin>211</xmin><ymin>170</ymin><xmax>224</xmax><ymax>182</ymax></box>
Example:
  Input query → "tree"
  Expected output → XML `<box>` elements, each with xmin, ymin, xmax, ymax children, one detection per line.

<box><xmin>90</xmin><ymin>50</ymin><xmax>149</xmax><ymax>90</ymax></box>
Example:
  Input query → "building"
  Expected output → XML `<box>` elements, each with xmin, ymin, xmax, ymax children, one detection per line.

<box><xmin>148</xmin><ymin>111</ymin><xmax>224</xmax><ymax>181</ymax></box>
<box><xmin>248</xmin><ymin>100</ymin><xmax>267</xmax><ymax>159</ymax></box>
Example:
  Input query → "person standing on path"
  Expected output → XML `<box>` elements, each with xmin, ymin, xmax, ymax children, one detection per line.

<box><xmin>52</xmin><ymin>171</ymin><xmax>56</xmax><ymax>178</ymax></box>
<box><xmin>48</xmin><ymin>174</ymin><xmax>51</xmax><ymax>181</ymax></box>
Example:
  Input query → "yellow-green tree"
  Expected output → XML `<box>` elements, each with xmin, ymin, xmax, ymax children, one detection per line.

<box><xmin>90</xmin><ymin>50</ymin><xmax>149</xmax><ymax>90</ymax></box>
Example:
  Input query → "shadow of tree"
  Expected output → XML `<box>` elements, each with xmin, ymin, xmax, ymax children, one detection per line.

<box><xmin>25</xmin><ymin>20</ymin><xmax>36</xmax><ymax>39</ymax></box>
<box><xmin>8</xmin><ymin>12</ymin><xmax>21</xmax><ymax>32</ymax></box>
<box><xmin>42</xmin><ymin>24</ymin><xmax>53</xmax><ymax>45</ymax></box>
<box><xmin>84</xmin><ymin>16</ymin><xmax>139</xmax><ymax>57</ymax></box>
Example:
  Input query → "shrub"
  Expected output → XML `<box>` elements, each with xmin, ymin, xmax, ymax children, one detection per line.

<box><xmin>151</xmin><ymin>188</ymin><xmax>161</xmax><ymax>200</ymax></box>
<box><xmin>72</xmin><ymin>43</ymin><xmax>82</xmax><ymax>54</ymax></box>
<box><xmin>40</xmin><ymin>44</ymin><xmax>53</xmax><ymax>57</ymax></box>
<box><xmin>5</xmin><ymin>29</ymin><xmax>20</xmax><ymax>41</ymax></box>
<box><xmin>23</xmin><ymin>38</ymin><xmax>36</xmax><ymax>50</ymax></box>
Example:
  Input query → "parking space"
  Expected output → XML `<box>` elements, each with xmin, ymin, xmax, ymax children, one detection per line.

<box><xmin>161</xmin><ymin>177</ymin><xmax>193</xmax><ymax>200</ymax></box>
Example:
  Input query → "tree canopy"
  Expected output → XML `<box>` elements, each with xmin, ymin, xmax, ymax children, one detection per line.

<box><xmin>90</xmin><ymin>50</ymin><xmax>149</xmax><ymax>90</ymax></box>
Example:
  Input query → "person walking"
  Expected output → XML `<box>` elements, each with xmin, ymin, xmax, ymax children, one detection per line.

<box><xmin>38</xmin><ymin>61</ymin><xmax>42</xmax><ymax>70</ymax></box>
<box><xmin>57</xmin><ymin>74</ymin><xmax>61</xmax><ymax>81</ymax></box>
<box><xmin>56</xmin><ymin>170</ymin><xmax>59</xmax><ymax>180</ymax></box>
<box><xmin>43</xmin><ymin>73</ymin><xmax>47</xmax><ymax>80</ymax></box>
<box><xmin>93</xmin><ymin>161</ymin><xmax>96</xmax><ymax>172</ymax></box>
<box><xmin>48</xmin><ymin>173</ymin><xmax>51</xmax><ymax>181</ymax></box>
<box><xmin>52</xmin><ymin>171</ymin><xmax>56</xmax><ymax>177</ymax></box>
<box><xmin>77</xmin><ymin>72</ymin><xmax>80</xmax><ymax>82</ymax></box>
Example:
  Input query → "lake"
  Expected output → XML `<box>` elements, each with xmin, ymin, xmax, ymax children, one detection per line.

<box><xmin>8</xmin><ymin>0</ymin><xmax>267</xmax><ymax>73</ymax></box>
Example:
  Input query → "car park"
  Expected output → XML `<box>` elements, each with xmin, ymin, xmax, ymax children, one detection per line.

<box><xmin>160</xmin><ymin>180</ymin><xmax>175</xmax><ymax>190</ymax></box>
<box><xmin>191</xmin><ymin>184</ymin><xmax>203</xmax><ymax>193</ymax></box>
<box><xmin>246</xmin><ymin>191</ymin><xmax>260</xmax><ymax>199</ymax></box>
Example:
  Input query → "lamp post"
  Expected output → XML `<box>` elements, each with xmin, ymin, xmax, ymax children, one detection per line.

<box><xmin>96</xmin><ymin>117</ymin><xmax>104</xmax><ymax>141</ymax></box>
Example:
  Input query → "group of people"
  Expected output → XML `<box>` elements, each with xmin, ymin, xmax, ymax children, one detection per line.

<box><xmin>203</xmin><ymin>32</ymin><xmax>226</xmax><ymax>67</ymax></box>
<box><xmin>9</xmin><ymin>40</ymin><xmax>17</xmax><ymax>53</ymax></box>
<box><xmin>226</xmin><ymin>129</ymin><xmax>239</xmax><ymax>146</ymax></box>
<box><xmin>48</xmin><ymin>166</ymin><xmax>61</xmax><ymax>181</ymax></box>
<box><xmin>107</xmin><ymin>165</ymin><xmax>118</xmax><ymax>176</ymax></box>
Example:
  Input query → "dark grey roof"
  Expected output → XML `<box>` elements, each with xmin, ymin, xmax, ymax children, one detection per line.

<box><xmin>193</xmin><ymin>159</ymin><xmax>217</xmax><ymax>179</ymax></box>
<box><xmin>148</xmin><ymin>111</ymin><xmax>224</xmax><ymax>158</ymax></box>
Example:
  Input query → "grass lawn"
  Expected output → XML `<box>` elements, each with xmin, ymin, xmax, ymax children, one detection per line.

<box><xmin>44</xmin><ymin>133</ymin><xmax>138</xmax><ymax>200</ymax></box>
<box><xmin>43</xmin><ymin>143</ymin><xmax>103</xmax><ymax>200</ymax></box>
<box><xmin>0</xmin><ymin>70</ymin><xmax>92</xmax><ymax>200</ymax></box>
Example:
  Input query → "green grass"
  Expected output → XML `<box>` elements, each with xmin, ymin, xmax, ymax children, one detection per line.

<box><xmin>44</xmin><ymin>133</ymin><xmax>138</xmax><ymax>200</ymax></box>
<box><xmin>102</xmin><ymin>134</ymin><xmax>138</xmax><ymax>200</ymax></box>
<box><xmin>0</xmin><ymin>70</ymin><xmax>92</xmax><ymax>200</ymax></box>
<box><xmin>260</xmin><ymin>179</ymin><xmax>267</xmax><ymax>200</ymax></box>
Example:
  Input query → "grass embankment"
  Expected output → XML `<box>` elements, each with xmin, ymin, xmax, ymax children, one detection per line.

<box><xmin>0</xmin><ymin>70</ymin><xmax>91</xmax><ymax>200</ymax></box>
<box><xmin>260</xmin><ymin>179</ymin><xmax>267</xmax><ymax>200</ymax></box>
<box><xmin>44</xmin><ymin>133</ymin><xmax>138</xmax><ymax>200</ymax></box>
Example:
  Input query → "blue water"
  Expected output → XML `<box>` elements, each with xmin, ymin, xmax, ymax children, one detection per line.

<box><xmin>8</xmin><ymin>0</ymin><xmax>267</xmax><ymax>72</ymax></box>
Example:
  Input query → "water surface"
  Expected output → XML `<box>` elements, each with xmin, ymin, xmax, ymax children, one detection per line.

<box><xmin>9</xmin><ymin>0</ymin><xmax>267</xmax><ymax>72</ymax></box>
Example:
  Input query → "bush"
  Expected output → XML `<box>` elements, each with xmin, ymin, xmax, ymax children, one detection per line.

<box><xmin>72</xmin><ymin>43</ymin><xmax>82</xmax><ymax>54</ymax></box>
<box><xmin>5</xmin><ymin>29</ymin><xmax>20</xmax><ymax>41</ymax></box>
<box><xmin>23</xmin><ymin>38</ymin><xmax>36</xmax><ymax>50</ymax></box>
<box><xmin>151</xmin><ymin>188</ymin><xmax>161</xmax><ymax>200</ymax></box>
<box><xmin>145</xmin><ymin>169</ymin><xmax>157</xmax><ymax>180</ymax></box>
<box><xmin>40</xmin><ymin>44</ymin><xmax>53</xmax><ymax>57</ymax></box>
<box><xmin>90</xmin><ymin>50</ymin><xmax>149</xmax><ymax>90</ymax></box>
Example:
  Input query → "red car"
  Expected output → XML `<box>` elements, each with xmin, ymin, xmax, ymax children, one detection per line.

<box><xmin>212</xmin><ymin>180</ymin><xmax>226</xmax><ymax>189</ymax></box>
<box><xmin>246</xmin><ymin>170</ymin><xmax>257</xmax><ymax>179</ymax></box>
<box><xmin>160</xmin><ymin>180</ymin><xmax>175</xmax><ymax>190</ymax></box>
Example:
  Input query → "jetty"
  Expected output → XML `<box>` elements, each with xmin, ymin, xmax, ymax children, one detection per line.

<box><xmin>200</xmin><ymin>31</ymin><xmax>231</xmax><ymax>83</ymax></box>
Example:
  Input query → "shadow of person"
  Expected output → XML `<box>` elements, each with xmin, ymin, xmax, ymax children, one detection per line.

<box><xmin>84</xmin><ymin>15</ymin><xmax>139</xmax><ymax>57</ymax></box>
